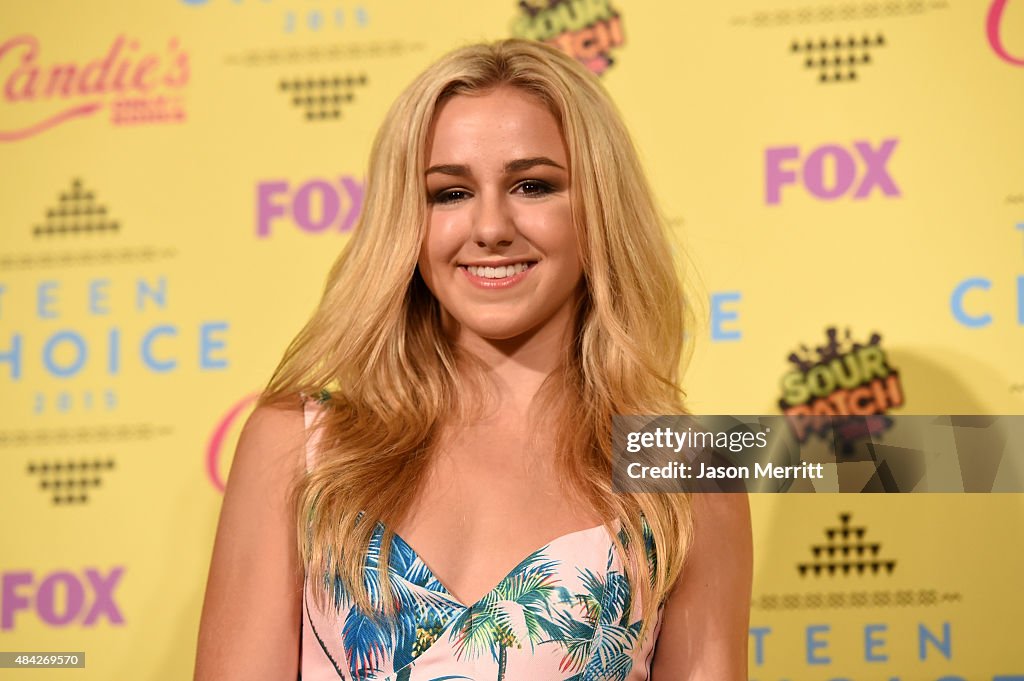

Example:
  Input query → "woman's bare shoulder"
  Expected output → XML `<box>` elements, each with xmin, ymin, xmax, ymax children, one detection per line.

<box><xmin>193</xmin><ymin>394</ymin><xmax>307</xmax><ymax>681</ymax></box>
<box><xmin>236</xmin><ymin>396</ymin><xmax>307</xmax><ymax>468</ymax></box>
<box><xmin>650</xmin><ymin>492</ymin><xmax>752</xmax><ymax>680</ymax></box>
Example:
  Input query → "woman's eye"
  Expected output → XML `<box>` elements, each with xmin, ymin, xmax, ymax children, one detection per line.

<box><xmin>516</xmin><ymin>180</ymin><xmax>553</xmax><ymax>196</ymax></box>
<box><xmin>432</xmin><ymin>189</ymin><xmax>469</xmax><ymax>204</ymax></box>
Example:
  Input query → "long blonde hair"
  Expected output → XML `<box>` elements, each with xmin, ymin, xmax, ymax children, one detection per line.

<box><xmin>259</xmin><ymin>38</ymin><xmax>694</xmax><ymax>641</ymax></box>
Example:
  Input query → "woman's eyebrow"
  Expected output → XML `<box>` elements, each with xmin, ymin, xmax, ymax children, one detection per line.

<box><xmin>504</xmin><ymin>156</ymin><xmax>565</xmax><ymax>173</ymax></box>
<box><xmin>424</xmin><ymin>163</ymin><xmax>471</xmax><ymax>177</ymax></box>
<box><xmin>425</xmin><ymin>156</ymin><xmax>566</xmax><ymax>177</ymax></box>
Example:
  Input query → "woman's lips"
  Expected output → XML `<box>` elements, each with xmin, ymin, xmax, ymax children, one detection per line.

<box><xmin>459</xmin><ymin>262</ymin><xmax>536</xmax><ymax>289</ymax></box>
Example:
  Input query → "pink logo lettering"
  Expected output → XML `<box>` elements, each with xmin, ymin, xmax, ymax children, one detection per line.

<box><xmin>1</xmin><ymin>567</ymin><xmax>125</xmax><ymax>630</ymax></box>
<box><xmin>0</xmin><ymin>34</ymin><xmax>189</xmax><ymax>141</ymax></box>
<box><xmin>988</xmin><ymin>0</ymin><xmax>1024</xmax><ymax>65</ymax></box>
<box><xmin>764</xmin><ymin>139</ymin><xmax>901</xmax><ymax>205</ymax></box>
<box><xmin>205</xmin><ymin>392</ymin><xmax>260</xmax><ymax>492</ymax></box>
<box><xmin>256</xmin><ymin>176</ymin><xmax>365</xmax><ymax>237</ymax></box>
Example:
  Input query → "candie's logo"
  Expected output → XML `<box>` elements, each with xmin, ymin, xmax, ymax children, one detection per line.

<box><xmin>512</xmin><ymin>0</ymin><xmax>625</xmax><ymax>76</ymax></box>
<box><xmin>0</xmin><ymin>34</ymin><xmax>189</xmax><ymax>142</ymax></box>
<box><xmin>778</xmin><ymin>327</ymin><xmax>904</xmax><ymax>447</ymax></box>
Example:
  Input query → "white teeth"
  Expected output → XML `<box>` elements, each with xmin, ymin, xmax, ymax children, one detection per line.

<box><xmin>466</xmin><ymin>262</ymin><xmax>531</xmax><ymax>279</ymax></box>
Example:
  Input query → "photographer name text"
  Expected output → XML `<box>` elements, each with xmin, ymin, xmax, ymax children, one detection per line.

<box><xmin>626</xmin><ymin>461</ymin><xmax>824</xmax><ymax>480</ymax></box>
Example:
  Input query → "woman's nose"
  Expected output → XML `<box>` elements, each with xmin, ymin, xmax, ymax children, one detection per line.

<box><xmin>469</xmin><ymin>189</ymin><xmax>516</xmax><ymax>248</ymax></box>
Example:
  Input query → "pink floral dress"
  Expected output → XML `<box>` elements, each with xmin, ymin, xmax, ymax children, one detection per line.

<box><xmin>300</xmin><ymin>392</ymin><xmax>663</xmax><ymax>681</ymax></box>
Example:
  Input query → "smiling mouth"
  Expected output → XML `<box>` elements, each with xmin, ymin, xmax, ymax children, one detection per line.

<box><xmin>458</xmin><ymin>262</ymin><xmax>537</xmax><ymax>279</ymax></box>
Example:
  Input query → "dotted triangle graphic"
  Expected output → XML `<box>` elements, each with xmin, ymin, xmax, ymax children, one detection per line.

<box><xmin>26</xmin><ymin>457</ymin><xmax>115</xmax><ymax>505</ymax></box>
<box><xmin>34</xmin><ymin>178</ymin><xmax>121</xmax><ymax>238</ymax></box>
<box><xmin>796</xmin><ymin>512</ymin><xmax>896</xmax><ymax>578</ymax></box>
<box><xmin>279</xmin><ymin>73</ymin><xmax>368</xmax><ymax>121</ymax></box>
<box><xmin>791</xmin><ymin>32</ymin><xmax>884</xmax><ymax>84</ymax></box>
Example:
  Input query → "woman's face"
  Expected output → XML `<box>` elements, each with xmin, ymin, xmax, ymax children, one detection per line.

<box><xmin>418</xmin><ymin>85</ymin><xmax>582</xmax><ymax>345</ymax></box>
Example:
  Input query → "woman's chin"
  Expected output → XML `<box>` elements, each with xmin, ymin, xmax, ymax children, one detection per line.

<box><xmin>458</xmin><ymin>318</ymin><xmax>541</xmax><ymax>344</ymax></box>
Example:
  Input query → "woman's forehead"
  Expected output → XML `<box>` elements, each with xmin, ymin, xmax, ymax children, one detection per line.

<box><xmin>425</xmin><ymin>87</ymin><xmax>568</xmax><ymax>168</ymax></box>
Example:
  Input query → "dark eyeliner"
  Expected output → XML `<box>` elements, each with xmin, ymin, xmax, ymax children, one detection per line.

<box><xmin>516</xmin><ymin>179</ymin><xmax>555</xmax><ymax>195</ymax></box>
<box><xmin>430</xmin><ymin>189</ymin><xmax>470</xmax><ymax>204</ymax></box>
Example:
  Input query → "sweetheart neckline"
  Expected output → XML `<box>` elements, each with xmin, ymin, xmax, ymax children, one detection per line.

<box><xmin>385</xmin><ymin>520</ymin><xmax>621</xmax><ymax>609</ymax></box>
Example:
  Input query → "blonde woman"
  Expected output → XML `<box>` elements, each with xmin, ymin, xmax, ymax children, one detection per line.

<box><xmin>195</xmin><ymin>38</ymin><xmax>752</xmax><ymax>681</ymax></box>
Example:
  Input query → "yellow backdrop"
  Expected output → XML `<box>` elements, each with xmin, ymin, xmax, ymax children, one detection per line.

<box><xmin>2</xmin><ymin>0</ymin><xmax>1022</xmax><ymax>678</ymax></box>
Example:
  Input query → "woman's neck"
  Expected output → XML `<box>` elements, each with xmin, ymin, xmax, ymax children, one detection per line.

<box><xmin>446</xmin><ymin>301</ymin><xmax>576</xmax><ymax>424</ymax></box>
